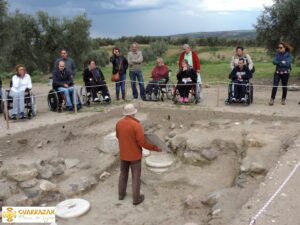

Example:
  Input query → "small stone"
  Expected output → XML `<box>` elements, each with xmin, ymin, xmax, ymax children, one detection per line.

<box><xmin>6</xmin><ymin>140</ymin><xmax>11</xmax><ymax>144</ymax></box>
<box><xmin>164</xmin><ymin>136</ymin><xmax>169</xmax><ymax>142</ymax></box>
<box><xmin>76</xmin><ymin>162</ymin><xmax>91</xmax><ymax>170</ymax></box>
<box><xmin>179</xmin><ymin>125</ymin><xmax>184</xmax><ymax>129</ymax></box>
<box><xmin>99</xmin><ymin>171</ymin><xmax>111</xmax><ymax>181</ymax></box>
<box><xmin>65</xmin><ymin>159</ymin><xmax>80</xmax><ymax>169</ymax></box>
<box><xmin>202</xmin><ymin>191</ymin><xmax>221</xmax><ymax>207</ymax></box>
<box><xmin>170</xmin><ymin>123</ymin><xmax>176</xmax><ymax>130</ymax></box>
<box><xmin>39</xmin><ymin>180</ymin><xmax>57</xmax><ymax>192</ymax></box>
<box><xmin>204</xmin><ymin>84</ymin><xmax>211</xmax><ymax>88</ymax></box>
<box><xmin>184</xmin><ymin>195</ymin><xmax>203</xmax><ymax>209</ymax></box>
<box><xmin>51</xmin><ymin>164</ymin><xmax>66</xmax><ymax>176</ymax></box>
<box><xmin>201</xmin><ymin>149</ymin><xmax>218</xmax><ymax>161</ymax></box>
<box><xmin>250</xmin><ymin>162</ymin><xmax>267</xmax><ymax>174</ymax></box>
<box><xmin>212</xmin><ymin>208</ymin><xmax>222</xmax><ymax>217</ymax></box>
<box><xmin>19</xmin><ymin>179</ymin><xmax>39</xmax><ymax>189</ymax></box>
<box><xmin>168</xmin><ymin>132</ymin><xmax>176</xmax><ymax>138</ymax></box>
<box><xmin>17</xmin><ymin>139</ymin><xmax>28</xmax><ymax>145</ymax></box>
<box><xmin>37</xmin><ymin>142</ymin><xmax>43</xmax><ymax>148</ymax></box>
<box><xmin>37</xmin><ymin>165</ymin><xmax>54</xmax><ymax>179</ymax></box>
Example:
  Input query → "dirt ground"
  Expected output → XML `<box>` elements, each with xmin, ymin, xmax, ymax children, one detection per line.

<box><xmin>1</xmin><ymin>83</ymin><xmax>300</xmax><ymax>225</ymax></box>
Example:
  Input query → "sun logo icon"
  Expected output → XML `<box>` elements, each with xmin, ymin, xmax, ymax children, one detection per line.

<box><xmin>2</xmin><ymin>207</ymin><xmax>17</xmax><ymax>223</ymax></box>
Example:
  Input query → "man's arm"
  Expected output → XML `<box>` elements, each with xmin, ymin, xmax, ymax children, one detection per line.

<box><xmin>246</xmin><ymin>54</ymin><xmax>254</xmax><ymax>70</ymax></box>
<box><xmin>135</xmin><ymin>124</ymin><xmax>160</xmax><ymax>151</ymax></box>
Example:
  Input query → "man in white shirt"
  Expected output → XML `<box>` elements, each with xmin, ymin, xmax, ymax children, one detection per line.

<box><xmin>9</xmin><ymin>64</ymin><xmax>32</xmax><ymax>120</ymax></box>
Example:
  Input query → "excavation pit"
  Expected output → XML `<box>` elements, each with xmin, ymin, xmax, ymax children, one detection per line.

<box><xmin>0</xmin><ymin>106</ymin><xmax>300</xmax><ymax>225</ymax></box>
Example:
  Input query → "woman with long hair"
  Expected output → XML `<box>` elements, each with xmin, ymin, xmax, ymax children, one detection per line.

<box><xmin>10</xmin><ymin>64</ymin><xmax>32</xmax><ymax>120</ymax></box>
<box><xmin>269</xmin><ymin>42</ymin><xmax>293</xmax><ymax>106</ymax></box>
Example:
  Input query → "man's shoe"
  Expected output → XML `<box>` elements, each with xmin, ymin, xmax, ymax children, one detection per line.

<box><xmin>11</xmin><ymin>114</ymin><xmax>17</xmax><ymax>120</ymax></box>
<box><xmin>133</xmin><ymin>194</ymin><xmax>144</xmax><ymax>205</ymax></box>
<box><xmin>282</xmin><ymin>98</ymin><xmax>286</xmax><ymax>105</ymax></box>
<box><xmin>241</xmin><ymin>98</ymin><xmax>246</xmax><ymax>103</ymax></box>
<box><xmin>19</xmin><ymin>112</ymin><xmax>26</xmax><ymax>119</ymax></box>
<box><xmin>94</xmin><ymin>97</ymin><xmax>100</xmax><ymax>102</ymax></box>
<box><xmin>231</xmin><ymin>97</ymin><xmax>237</xmax><ymax>102</ymax></box>
<box><xmin>269</xmin><ymin>98</ymin><xmax>274</xmax><ymax>106</ymax></box>
<box><xmin>119</xmin><ymin>194</ymin><xmax>126</xmax><ymax>201</ymax></box>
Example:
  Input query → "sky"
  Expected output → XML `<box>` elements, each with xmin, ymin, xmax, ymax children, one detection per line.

<box><xmin>7</xmin><ymin>0</ymin><xmax>274</xmax><ymax>38</ymax></box>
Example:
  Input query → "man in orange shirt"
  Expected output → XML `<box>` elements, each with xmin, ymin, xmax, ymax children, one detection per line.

<box><xmin>116</xmin><ymin>104</ymin><xmax>161</xmax><ymax>205</ymax></box>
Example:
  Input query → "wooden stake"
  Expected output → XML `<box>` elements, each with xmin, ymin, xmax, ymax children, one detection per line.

<box><xmin>73</xmin><ymin>86</ymin><xmax>77</xmax><ymax>113</ymax></box>
<box><xmin>4</xmin><ymin>99</ymin><xmax>9</xmax><ymax>129</ymax></box>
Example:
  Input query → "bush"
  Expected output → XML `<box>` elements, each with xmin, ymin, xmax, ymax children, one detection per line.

<box><xmin>150</xmin><ymin>40</ymin><xmax>168</xmax><ymax>57</ymax></box>
<box><xmin>114</xmin><ymin>40</ymin><xmax>130</xmax><ymax>56</ymax></box>
<box><xmin>85</xmin><ymin>49</ymin><xmax>109</xmax><ymax>67</ymax></box>
<box><xmin>142</xmin><ymin>48</ymin><xmax>156</xmax><ymax>63</ymax></box>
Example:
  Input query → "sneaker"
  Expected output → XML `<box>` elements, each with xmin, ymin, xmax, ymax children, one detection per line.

<box><xmin>282</xmin><ymin>98</ymin><xmax>286</xmax><ymax>105</ymax></box>
<box><xmin>179</xmin><ymin>97</ymin><xmax>184</xmax><ymax>103</ymax></box>
<box><xmin>104</xmin><ymin>96</ymin><xmax>109</xmax><ymax>100</ymax></box>
<box><xmin>184</xmin><ymin>97</ymin><xmax>189</xmax><ymax>103</ymax></box>
<box><xmin>11</xmin><ymin>114</ymin><xmax>17</xmax><ymax>120</ymax></box>
<box><xmin>94</xmin><ymin>98</ymin><xmax>100</xmax><ymax>102</ymax></box>
<box><xmin>269</xmin><ymin>98</ymin><xmax>274</xmax><ymax>106</ymax></box>
<box><xmin>133</xmin><ymin>194</ymin><xmax>145</xmax><ymax>205</ymax></box>
<box><xmin>241</xmin><ymin>98</ymin><xmax>246</xmax><ymax>103</ymax></box>
<box><xmin>19</xmin><ymin>112</ymin><xmax>26</xmax><ymax>119</ymax></box>
<box><xmin>231</xmin><ymin>97</ymin><xmax>237</xmax><ymax>102</ymax></box>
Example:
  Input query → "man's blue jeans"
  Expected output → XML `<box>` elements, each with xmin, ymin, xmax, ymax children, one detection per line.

<box><xmin>129</xmin><ymin>71</ymin><xmax>145</xmax><ymax>99</ymax></box>
<box><xmin>57</xmin><ymin>87</ymin><xmax>78</xmax><ymax>107</ymax></box>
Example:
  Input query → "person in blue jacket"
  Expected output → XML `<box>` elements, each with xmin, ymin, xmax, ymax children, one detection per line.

<box><xmin>269</xmin><ymin>42</ymin><xmax>293</xmax><ymax>106</ymax></box>
<box><xmin>230</xmin><ymin>58</ymin><xmax>252</xmax><ymax>103</ymax></box>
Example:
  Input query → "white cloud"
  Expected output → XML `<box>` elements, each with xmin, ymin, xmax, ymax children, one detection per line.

<box><xmin>198</xmin><ymin>0</ymin><xmax>273</xmax><ymax>11</ymax></box>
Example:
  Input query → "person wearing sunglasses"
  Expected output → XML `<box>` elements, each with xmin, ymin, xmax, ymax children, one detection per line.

<box><xmin>269</xmin><ymin>42</ymin><xmax>293</xmax><ymax>106</ymax></box>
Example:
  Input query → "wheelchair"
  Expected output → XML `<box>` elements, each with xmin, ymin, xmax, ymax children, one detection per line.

<box><xmin>80</xmin><ymin>84</ymin><xmax>111</xmax><ymax>106</ymax></box>
<box><xmin>225</xmin><ymin>80</ymin><xmax>253</xmax><ymax>105</ymax></box>
<box><xmin>145</xmin><ymin>70</ymin><xmax>175</xmax><ymax>102</ymax></box>
<box><xmin>47</xmin><ymin>88</ymin><xmax>82</xmax><ymax>112</ymax></box>
<box><xmin>2</xmin><ymin>89</ymin><xmax>37</xmax><ymax>120</ymax></box>
<box><xmin>172</xmin><ymin>81</ymin><xmax>201</xmax><ymax>104</ymax></box>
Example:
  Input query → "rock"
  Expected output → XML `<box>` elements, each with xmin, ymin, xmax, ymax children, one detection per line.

<box><xmin>169</xmin><ymin>136</ymin><xmax>187</xmax><ymax>152</ymax></box>
<box><xmin>17</xmin><ymin>139</ymin><xmax>28</xmax><ymax>145</ymax></box>
<box><xmin>250</xmin><ymin>162</ymin><xmax>267</xmax><ymax>174</ymax></box>
<box><xmin>288</xmin><ymin>84</ymin><xmax>300</xmax><ymax>91</ymax></box>
<box><xmin>99</xmin><ymin>171</ymin><xmax>111</xmax><ymax>181</ymax></box>
<box><xmin>183</xmin><ymin>152</ymin><xmax>207</xmax><ymax>166</ymax></box>
<box><xmin>64</xmin><ymin>159</ymin><xmax>80</xmax><ymax>169</ymax></box>
<box><xmin>246</xmin><ymin>134</ymin><xmax>265</xmax><ymax>148</ymax></box>
<box><xmin>202</xmin><ymin>191</ymin><xmax>221</xmax><ymax>207</ymax></box>
<box><xmin>7</xmin><ymin>164</ymin><xmax>38</xmax><ymax>182</ymax></box>
<box><xmin>76</xmin><ymin>162</ymin><xmax>91</xmax><ymax>170</ymax></box>
<box><xmin>23</xmin><ymin>187</ymin><xmax>41</xmax><ymax>199</ymax></box>
<box><xmin>157</xmin><ymin>124</ymin><xmax>163</xmax><ymax>129</ymax></box>
<box><xmin>101</xmin><ymin>132</ymin><xmax>119</xmax><ymax>155</ymax></box>
<box><xmin>179</xmin><ymin>124</ymin><xmax>184</xmax><ymax>129</ymax></box>
<box><xmin>37</xmin><ymin>142</ymin><xmax>43</xmax><ymax>148</ymax></box>
<box><xmin>78</xmin><ymin>176</ymin><xmax>98</xmax><ymax>192</ymax></box>
<box><xmin>184</xmin><ymin>195</ymin><xmax>203</xmax><ymax>209</ymax></box>
<box><xmin>6</xmin><ymin>192</ymin><xmax>33</xmax><ymax>206</ymax></box>
<box><xmin>48</xmin><ymin>158</ymin><xmax>65</xmax><ymax>167</ymax></box>
<box><xmin>204</xmin><ymin>84</ymin><xmax>211</xmax><ymax>88</ymax></box>
<box><xmin>169</xmin><ymin>123</ymin><xmax>176</xmax><ymax>130</ymax></box>
<box><xmin>51</xmin><ymin>164</ymin><xmax>66</xmax><ymax>176</ymax></box>
<box><xmin>19</xmin><ymin>179</ymin><xmax>39</xmax><ymax>189</ymax></box>
<box><xmin>0</xmin><ymin>179</ymin><xmax>18</xmax><ymax>200</ymax></box>
<box><xmin>164</xmin><ymin>136</ymin><xmax>169</xmax><ymax>142</ymax></box>
<box><xmin>201</xmin><ymin>149</ymin><xmax>218</xmax><ymax>161</ymax></box>
<box><xmin>39</xmin><ymin>180</ymin><xmax>58</xmax><ymax>192</ymax></box>
<box><xmin>37</xmin><ymin>165</ymin><xmax>54</xmax><ymax>179</ymax></box>
<box><xmin>168</xmin><ymin>132</ymin><xmax>176</xmax><ymax>138</ymax></box>
<box><xmin>212</xmin><ymin>208</ymin><xmax>222</xmax><ymax>218</ymax></box>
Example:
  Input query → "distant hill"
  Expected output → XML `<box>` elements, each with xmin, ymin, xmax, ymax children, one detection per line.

<box><xmin>170</xmin><ymin>30</ymin><xmax>256</xmax><ymax>39</ymax></box>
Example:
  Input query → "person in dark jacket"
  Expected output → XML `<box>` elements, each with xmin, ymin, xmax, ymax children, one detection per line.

<box><xmin>83</xmin><ymin>60</ymin><xmax>110</xmax><ymax>102</ymax></box>
<box><xmin>176</xmin><ymin>59</ymin><xmax>197</xmax><ymax>103</ymax></box>
<box><xmin>52</xmin><ymin>60</ymin><xmax>80</xmax><ymax>111</ymax></box>
<box><xmin>146</xmin><ymin>57</ymin><xmax>169</xmax><ymax>100</ymax></box>
<box><xmin>230</xmin><ymin>58</ymin><xmax>252</xmax><ymax>102</ymax></box>
<box><xmin>269</xmin><ymin>42</ymin><xmax>293</xmax><ymax>106</ymax></box>
<box><xmin>110</xmin><ymin>47</ymin><xmax>128</xmax><ymax>100</ymax></box>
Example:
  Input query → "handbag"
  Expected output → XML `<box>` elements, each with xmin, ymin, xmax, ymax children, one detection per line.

<box><xmin>111</xmin><ymin>58</ymin><xmax>122</xmax><ymax>82</ymax></box>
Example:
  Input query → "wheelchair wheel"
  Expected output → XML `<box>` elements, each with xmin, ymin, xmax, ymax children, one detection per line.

<box><xmin>48</xmin><ymin>90</ymin><xmax>59</xmax><ymax>112</ymax></box>
<box><xmin>166</xmin><ymin>81</ymin><xmax>175</xmax><ymax>100</ymax></box>
<box><xmin>28</xmin><ymin>94</ymin><xmax>37</xmax><ymax>118</ymax></box>
<box><xmin>0</xmin><ymin>99</ymin><xmax>3</xmax><ymax>113</ymax></box>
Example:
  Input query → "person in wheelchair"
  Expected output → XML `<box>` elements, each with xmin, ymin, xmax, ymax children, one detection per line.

<box><xmin>145</xmin><ymin>57</ymin><xmax>169</xmax><ymax>101</ymax></box>
<box><xmin>52</xmin><ymin>60</ymin><xmax>81</xmax><ymax>111</ymax></box>
<box><xmin>9</xmin><ymin>64</ymin><xmax>32</xmax><ymax>120</ymax></box>
<box><xmin>176</xmin><ymin>59</ymin><xmax>197</xmax><ymax>103</ymax></box>
<box><xmin>230</xmin><ymin>46</ymin><xmax>255</xmax><ymax>74</ymax></box>
<box><xmin>83</xmin><ymin>60</ymin><xmax>110</xmax><ymax>102</ymax></box>
<box><xmin>229</xmin><ymin>58</ymin><xmax>252</xmax><ymax>103</ymax></box>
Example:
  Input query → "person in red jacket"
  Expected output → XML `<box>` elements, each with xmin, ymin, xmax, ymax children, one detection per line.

<box><xmin>146</xmin><ymin>57</ymin><xmax>169</xmax><ymax>100</ymax></box>
<box><xmin>178</xmin><ymin>44</ymin><xmax>201</xmax><ymax>73</ymax></box>
<box><xmin>116</xmin><ymin>104</ymin><xmax>162</xmax><ymax>205</ymax></box>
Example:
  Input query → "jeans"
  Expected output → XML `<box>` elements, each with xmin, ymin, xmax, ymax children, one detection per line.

<box><xmin>146</xmin><ymin>80</ymin><xmax>160</xmax><ymax>96</ymax></box>
<box><xmin>119</xmin><ymin>160</ymin><xmax>142</xmax><ymax>203</ymax></box>
<box><xmin>9</xmin><ymin>90</ymin><xmax>25</xmax><ymax>116</ymax></box>
<box><xmin>232</xmin><ymin>80</ymin><xmax>247</xmax><ymax>99</ymax></box>
<box><xmin>271</xmin><ymin>73</ymin><xmax>290</xmax><ymax>99</ymax></box>
<box><xmin>129</xmin><ymin>71</ymin><xmax>145</xmax><ymax>99</ymax></box>
<box><xmin>57</xmin><ymin>87</ymin><xmax>79</xmax><ymax>107</ymax></box>
<box><xmin>116</xmin><ymin>73</ymin><xmax>126</xmax><ymax>99</ymax></box>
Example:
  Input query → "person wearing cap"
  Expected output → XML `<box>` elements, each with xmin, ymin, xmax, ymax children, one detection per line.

<box><xmin>179</xmin><ymin>44</ymin><xmax>201</xmax><ymax>73</ymax></box>
<box><xmin>116</xmin><ymin>104</ymin><xmax>161</xmax><ymax>205</ymax></box>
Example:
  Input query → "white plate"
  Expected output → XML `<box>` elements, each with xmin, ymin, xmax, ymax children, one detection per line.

<box><xmin>56</xmin><ymin>199</ymin><xmax>91</xmax><ymax>219</ymax></box>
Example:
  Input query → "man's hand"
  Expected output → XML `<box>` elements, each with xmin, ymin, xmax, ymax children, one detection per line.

<box><xmin>282</xmin><ymin>61</ymin><xmax>286</xmax><ymax>64</ymax></box>
<box><xmin>64</xmin><ymin>83</ymin><xmax>68</xmax><ymax>88</ymax></box>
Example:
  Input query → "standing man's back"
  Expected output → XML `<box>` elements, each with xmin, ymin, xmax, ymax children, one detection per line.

<box><xmin>116</xmin><ymin>104</ymin><xmax>161</xmax><ymax>205</ymax></box>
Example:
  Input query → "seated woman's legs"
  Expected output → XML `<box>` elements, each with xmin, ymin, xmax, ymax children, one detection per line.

<box><xmin>86</xmin><ymin>82</ymin><xmax>97</xmax><ymax>100</ymax></box>
<box><xmin>184</xmin><ymin>83</ymin><xmax>192</xmax><ymax>102</ymax></box>
<box><xmin>10</xmin><ymin>90</ymin><xmax>25</xmax><ymax>119</ymax></box>
<box><xmin>97</xmin><ymin>81</ymin><xmax>110</xmax><ymax>100</ymax></box>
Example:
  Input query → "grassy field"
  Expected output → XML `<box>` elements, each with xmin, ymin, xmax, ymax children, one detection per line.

<box><xmin>2</xmin><ymin>46</ymin><xmax>300</xmax><ymax>85</ymax></box>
